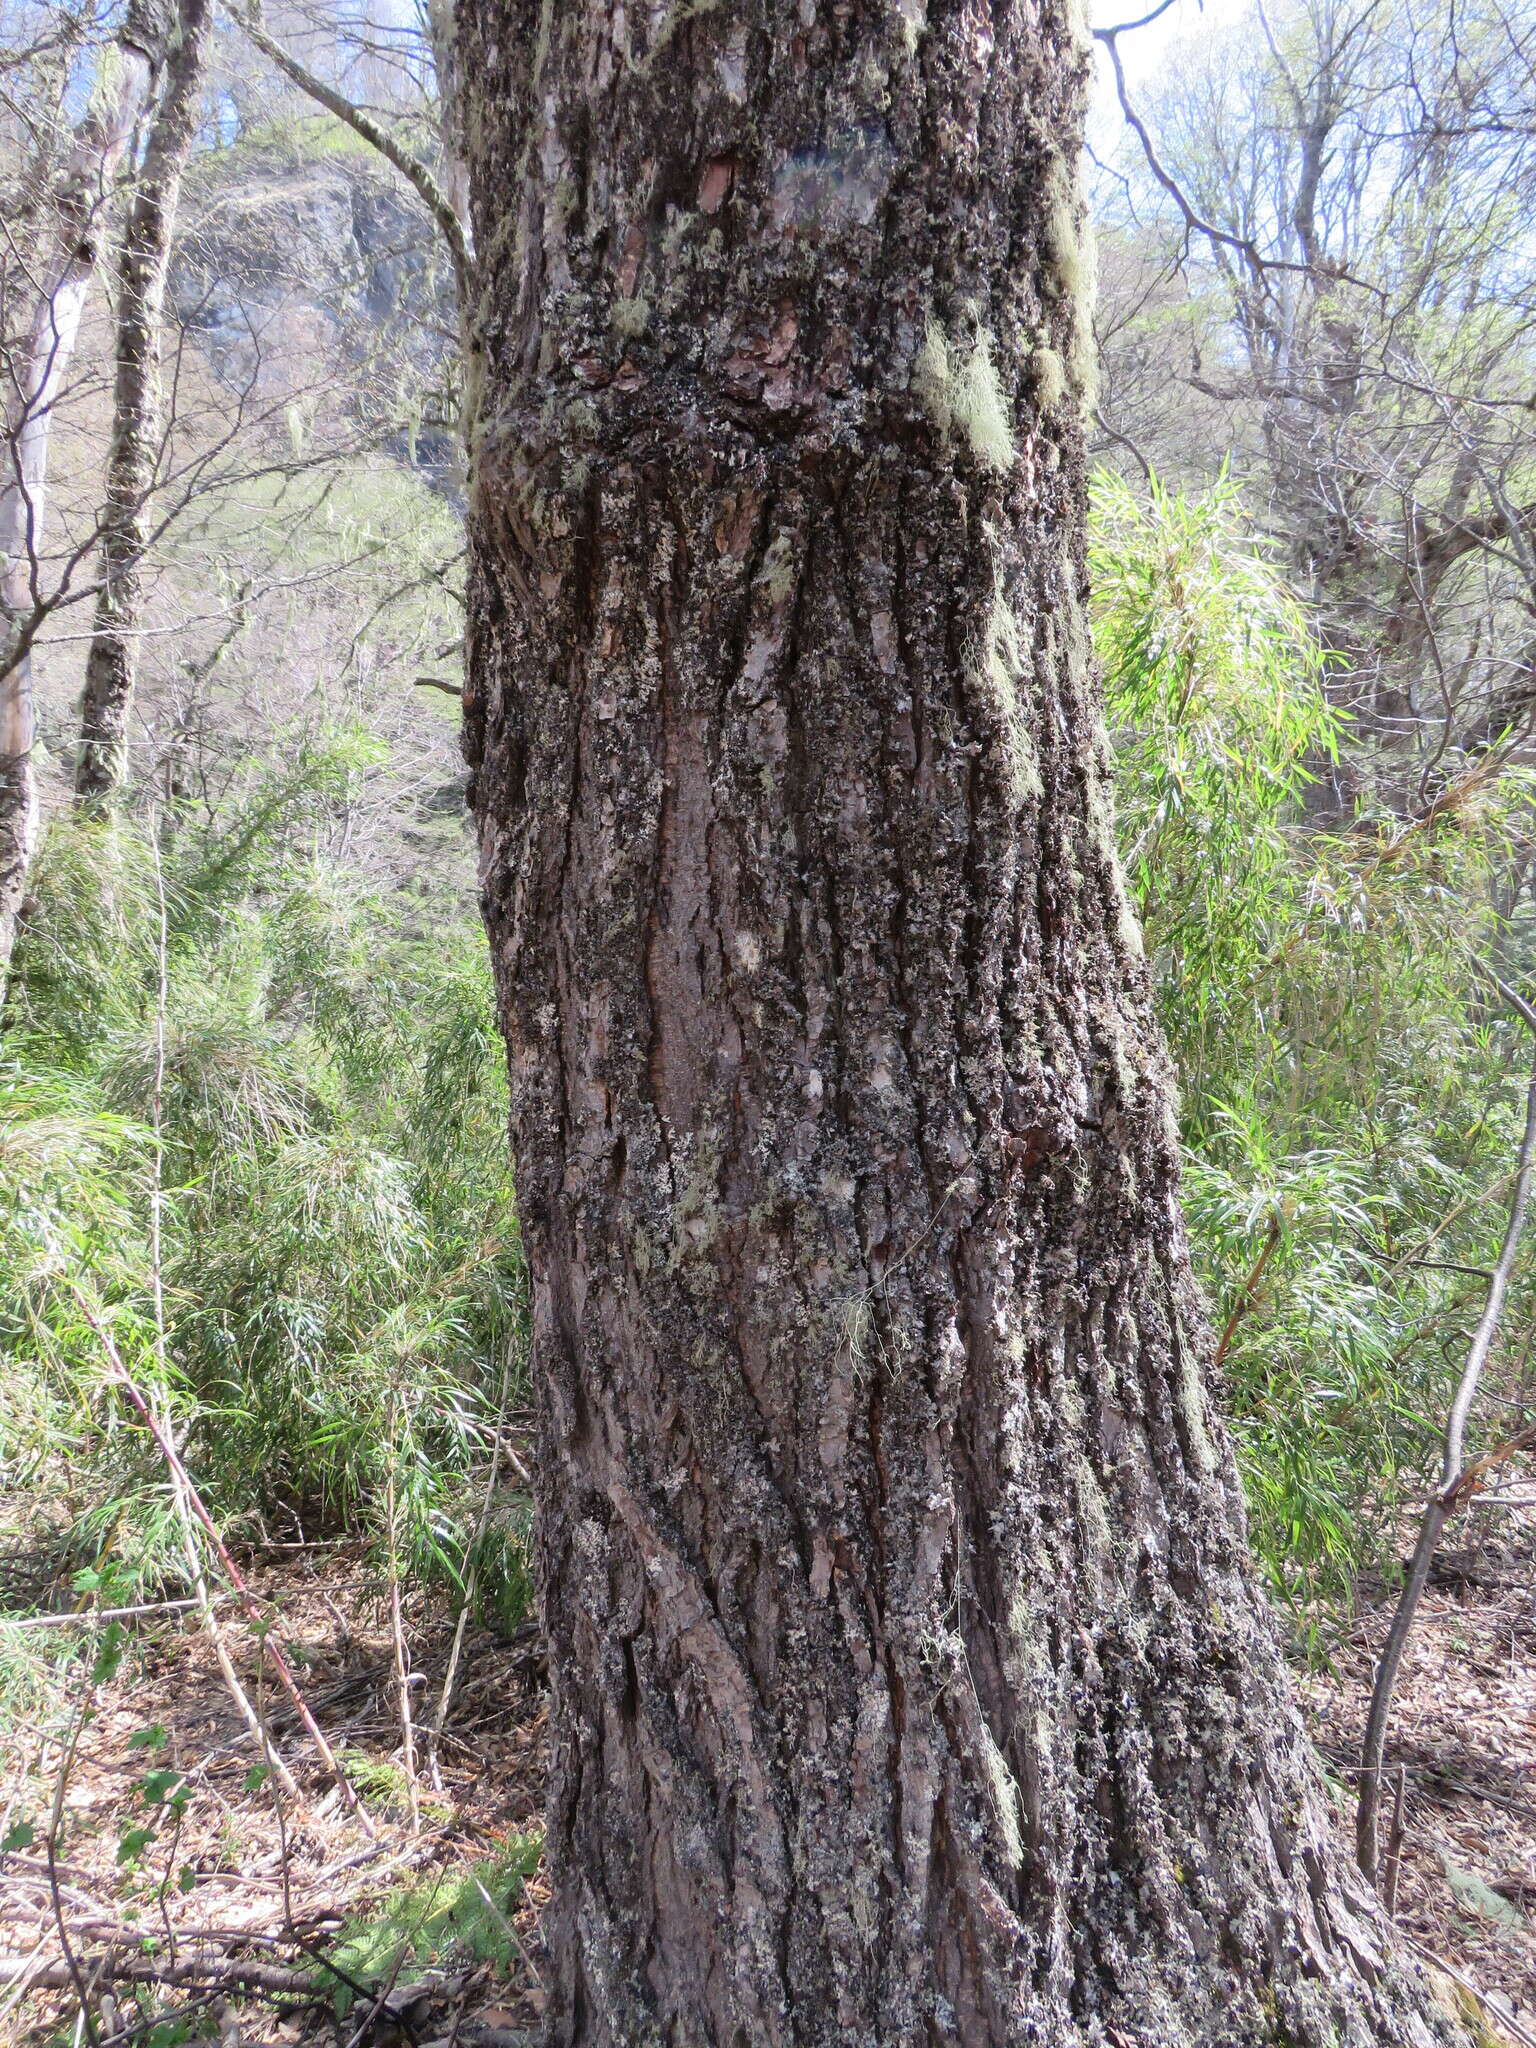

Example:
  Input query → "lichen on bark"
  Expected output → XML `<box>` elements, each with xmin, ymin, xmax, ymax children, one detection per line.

<box><xmin>450</xmin><ymin>2</ymin><xmax>1467</xmax><ymax>2043</ymax></box>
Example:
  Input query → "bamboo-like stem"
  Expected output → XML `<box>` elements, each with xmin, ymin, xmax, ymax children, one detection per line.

<box><xmin>425</xmin><ymin>1428</ymin><xmax>500</xmax><ymax>1795</ymax></box>
<box><xmin>43</xmin><ymin>1698</ymin><xmax>98</xmax><ymax>2048</ymax></box>
<box><xmin>71</xmin><ymin>1289</ymin><xmax>374</xmax><ymax>1836</ymax></box>
<box><xmin>383</xmin><ymin>1418</ymin><xmax>420</xmax><ymax>1833</ymax></box>
<box><xmin>143</xmin><ymin>824</ymin><xmax>302</xmax><ymax>1804</ymax></box>
<box><xmin>426</xmin><ymin>1350</ymin><xmax>526</xmax><ymax>1789</ymax></box>
<box><xmin>1213</xmin><ymin>1210</ymin><xmax>1282</xmax><ymax>1367</ymax></box>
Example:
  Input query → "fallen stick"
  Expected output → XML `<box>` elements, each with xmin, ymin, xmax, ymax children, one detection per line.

<box><xmin>1398</xmin><ymin>1931</ymin><xmax>1536</xmax><ymax>2048</ymax></box>
<box><xmin>0</xmin><ymin>1598</ymin><xmax>231</xmax><ymax>1631</ymax></box>
<box><xmin>0</xmin><ymin>1951</ymin><xmax>325</xmax><ymax>1998</ymax></box>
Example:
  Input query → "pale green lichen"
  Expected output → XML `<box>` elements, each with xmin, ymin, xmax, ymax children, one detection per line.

<box><xmin>913</xmin><ymin>316</ymin><xmax>1016</xmax><ymax>471</ymax></box>
<box><xmin>459</xmin><ymin>349</ymin><xmax>490</xmax><ymax>496</ymax></box>
<box><xmin>628</xmin><ymin>0</ymin><xmax>721</xmax><ymax>73</ymax></box>
<box><xmin>842</xmin><ymin>1293</ymin><xmax>874</xmax><ymax>1380</ymax></box>
<box><xmin>896</xmin><ymin>0</ymin><xmax>928</xmax><ymax>56</ymax></box>
<box><xmin>1063</xmin><ymin>0</ymin><xmax>1094</xmax><ymax>57</ymax></box>
<box><xmin>669</xmin><ymin>1138</ymin><xmax>723</xmax><ymax>1265</ymax></box>
<box><xmin>1070</xmin><ymin>208</ymin><xmax>1101</xmax><ymax>406</ymax></box>
<box><xmin>1052</xmin><ymin>1366</ymin><xmax>1086</xmax><ymax>1433</ymax></box>
<box><xmin>1072</xmin><ymin>1453</ymin><xmax>1113</xmax><ymax>1557</ymax></box>
<box><xmin>757</xmin><ymin>531</ymin><xmax>798</xmax><ymax>604</ymax></box>
<box><xmin>1032</xmin><ymin>346</ymin><xmax>1068</xmax><ymax>410</ymax></box>
<box><xmin>1111</xmin><ymin>1022</ymin><xmax>1142</xmax><ymax>1107</ymax></box>
<box><xmin>511</xmin><ymin>0</ymin><xmax>557</xmax><ymax>183</ymax></box>
<box><xmin>552</xmin><ymin>176</ymin><xmax>579</xmax><ymax>225</ymax></box>
<box><xmin>1041</xmin><ymin>151</ymin><xmax>1100</xmax><ymax>407</ymax></box>
<box><xmin>86</xmin><ymin>41</ymin><xmax>123</xmax><ymax>122</ymax></box>
<box><xmin>1043</xmin><ymin>153</ymin><xmax>1086</xmax><ymax>306</ymax></box>
<box><xmin>661</xmin><ymin>211</ymin><xmax>695</xmax><ymax>259</ymax></box>
<box><xmin>1178</xmin><ymin>1338</ymin><xmax>1218</xmax><ymax>1474</ymax></box>
<box><xmin>951</xmin><ymin>328</ymin><xmax>1016</xmax><ymax>472</ymax></box>
<box><xmin>858</xmin><ymin>47</ymin><xmax>889</xmax><ymax>101</ymax></box>
<box><xmin>976</xmin><ymin>580</ymin><xmax>1042</xmax><ymax>804</ymax></box>
<box><xmin>912</xmin><ymin>314</ymin><xmax>952</xmax><ymax>433</ymax></box>
<box><xmin>1084</xmin><ymin>766</ymin><xmax>1144</xmax><ymax>958</ymax></box>
<box><xmin>610</xmin><ymin>291</ymin><xmax>650</xmax><ymax>338</ymax></box>
<box><xmin>978</xmin><ymin>1720</ymin><xmax>1025</xmax><ymax>1871</ymax></box>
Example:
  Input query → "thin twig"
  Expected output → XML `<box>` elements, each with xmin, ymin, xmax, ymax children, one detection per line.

<box><xmin>427</xmin><ymin>1428</ymin><xmax>504</xmax><ymax>1792</ymax></box>
<box><xmin>470</xmin><ymin>1876</ymin><xmax>542</xmax><ymax>1996</ymax></box>
<box><xmin>1396</xmin><ymin>1931</ymin><xmax>1536</xmax><ymax>2048</ymax></box>
<box><xmin>1357</xmin><ymin>974</ymin><xmax>1536</xmax><ymax>1880</ymax></box>
<box><xmin>384</xmin><ymin>1424</ymin><xmax>420</xmax><ymax>1833</ymax></box>
<box><xmin>144</xmin><ymin>826</ymin><xmax>302</xmax><ymax>1807</ymax></box>
<box><xmin>0</xmin><ymin>1938</ymin><xmax>53</xmax><ymax>2023</ymax></box>
<box><xmin>70</xmin><ymin>1289</ymin><xmax>373</xmax><ymax>1835</ymax></box>
<box><xmin>44</xmin><ymin>1699</ymin><xmax>98</xmax><ymax>2048</ymax></box>
<box><xmin>227</xmin><ymin>4</ymin><xmax>472</xmax><ymax>300</ymax></box>
<box><xmin>0</xmin><ymin>1597</ymin><xmax>232</xmax><ymax>1630</ymax></box>
<box><xmin>339</xmin><ymin>1942</ymin><xmax>410</xmax><ymax>2048</ymax></box>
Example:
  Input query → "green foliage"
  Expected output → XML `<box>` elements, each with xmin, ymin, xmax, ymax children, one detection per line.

<box><xmin>1091</xmin><ymin>468</ymin><xmax>1339</xmax><ymax>1051</ymax></box>
<box><xmin>1095</xmin><ymin>470</ymin><xmax>1536</xmax><ymax>1608</ymax></box>
<box><xmin>322</xmin><ymin>1829</ymin><xmax>544</xmax><ymax>2002</ymax></box>
<box><xmin>0</xmin><ymin>728</ymin><xmax>529</xmax><ymax>1627</ymax></box>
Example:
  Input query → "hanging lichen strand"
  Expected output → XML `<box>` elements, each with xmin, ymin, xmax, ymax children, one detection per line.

<box><xmin>451</xmin><ymin>3</ymin><xmax>1461</xmax><ymax>2043</ymax></box>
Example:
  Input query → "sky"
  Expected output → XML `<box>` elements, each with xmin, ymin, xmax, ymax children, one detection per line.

<box><xmin>1090</xmin><ymin>0</ymin><xmax>1247</xmax><ymax>141</ymax></box>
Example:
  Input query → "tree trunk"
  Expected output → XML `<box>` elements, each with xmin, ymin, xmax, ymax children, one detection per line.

<box><xmin>0</xmin><ymin>0</ymin><xmax>173</xmax><ymax>974</ymax></box>
<box><xmin>453</xmin><ymin>6</ymin><xmax>1459</xmax><ymax>2043</ymax></box>
<box><xmin>75</xmin><ymin>0</ymin><xmax>212</xmax><ymax>809</ymax></box>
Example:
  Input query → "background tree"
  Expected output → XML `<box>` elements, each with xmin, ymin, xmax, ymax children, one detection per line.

<box><xmin>452</xmin><ymin>2</ymin><xmax>1461</xmax><ymax>2040</ymax></box>
<box><xmin>74</xmin><ymin>0</ymin><xmax>213</xmax><ymax>805</ymax></box>
<box><xmin>0</xmin><ymin>0</ymin><xmax>175</xmax><ymax>971</ymax></box>
<box><xmin>1094</xmin><ymin>0</ymin><xmax>1536</xmax><ymax>813</ymax></box>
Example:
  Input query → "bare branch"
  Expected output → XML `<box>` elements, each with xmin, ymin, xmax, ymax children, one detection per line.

<box><xmin>227</xmin><ymin>2</ymin><xmax>473</xmax><ymax>302</ymax></box>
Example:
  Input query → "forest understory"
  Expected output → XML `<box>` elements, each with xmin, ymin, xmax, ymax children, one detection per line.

<box><xmin>2</xmin><ymin>1513</ymin><xmax>1534</xmax><ymax>2048</ymax></box>
<box><xmin>6</xmin><ymin>0</ymin><xmax>1536</xmax><ymax>2038</ymax></box>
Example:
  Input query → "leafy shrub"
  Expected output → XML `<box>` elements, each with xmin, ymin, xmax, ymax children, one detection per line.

<box><xmin>1095</xmin><ymin>471</ymin><xmax>1536</xmax><ymax>1606</ymax></box>
<box><xmin>0</xmin><ymin>728</ymin><xmax>528</xmax><ymax>1624</ymax></box>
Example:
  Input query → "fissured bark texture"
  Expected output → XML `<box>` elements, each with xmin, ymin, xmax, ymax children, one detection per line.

<box><xmin>452</xmin><ymin>5</ymin><xmax>1457</xmax><ymax>2043</ymax></box>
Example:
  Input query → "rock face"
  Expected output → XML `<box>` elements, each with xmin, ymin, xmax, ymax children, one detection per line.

<box><xmin>170</xmin><ymin>138</ymin><xmax>459</xmax><ymax>486</ymax></box>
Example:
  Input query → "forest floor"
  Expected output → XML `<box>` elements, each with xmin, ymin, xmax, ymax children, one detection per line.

<box><xmin>0</xmin><ymin>1549</ymin><xmax>552</xmax><ymax>2048</ymax></box>
<box><xmin>1302</xmin><ymin>1505</ymin><xmax>1536</xmax><ymax>2043</ymax></box>
<box><xmin>0</xmin><ymin>1518</ymin><xmax>1532</xmax><ymax>2048</ymax></box>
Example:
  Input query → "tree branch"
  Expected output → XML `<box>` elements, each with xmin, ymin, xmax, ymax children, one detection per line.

<box><xmin>1356</xmin><ymin>975</ymin><xmax>1536</xmax><ymax>1881</ymax></box>
<box><xmin>227</xmin><ymin>4</ymin><xmax>473</xmax><ymax>302</ymax></box>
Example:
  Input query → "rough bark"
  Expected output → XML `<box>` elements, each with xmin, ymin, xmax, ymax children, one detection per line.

<box><xmin>453</xmin><ymin>5</ymin><xmax>1462</xmax><ymax>2043</ymax></box>
<box><xmin>75</xmin><ymin>0</ymin><xmax>212</xmax><ymax>809</ymax></box>
<box><xmin>0</xmin><ymin>0</ymin><xmax>172</xmax><ymax>973</ymax></box>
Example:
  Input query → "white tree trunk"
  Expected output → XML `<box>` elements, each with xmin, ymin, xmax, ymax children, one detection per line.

<box><xmin>0</xmin><ymin>0</ymin><xmax>170</xmax><ymax>975</ymax></box>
